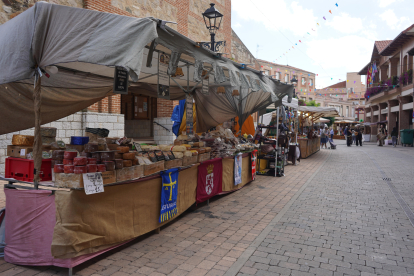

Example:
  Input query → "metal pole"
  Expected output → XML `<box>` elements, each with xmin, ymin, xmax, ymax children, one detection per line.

<box><xmin>275</xmin><ymin>106</ymin><xmax>279</xmax><ymax>177</ymax></box>
<box><xmin>211</xmin><ymin>33</ymin><xmax>215</xmax><ymax>52</ymax></box>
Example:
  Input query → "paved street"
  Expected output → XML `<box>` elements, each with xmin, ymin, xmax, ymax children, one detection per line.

<box><xmin>1</xmin><ymin>140</ymin><xmax>414</xmax><ymax>276</ymax></box>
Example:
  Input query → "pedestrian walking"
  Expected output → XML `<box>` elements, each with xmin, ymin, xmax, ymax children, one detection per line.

<box><xmin>391</xmin><ymin>126</ymin><xmax>398</xmax><ymax>147</ymax></box>
<box><xmin>346</xmin><ymin>126</ymin><xmax>352</xmax><ymax>147</ymax></box>
<box><xmin>377</xmin><ymin>124</ymin><xmax>386</xmax><ymax>146</ymax></box>
<box><xmin>355</xmin><ymin>126</ymin><xmax>363</xmax><ymax>146</ymax></box>
<box><xmin>352</xmin><ymin>129</ymin><xmax>356</xmax><ymax>144</ymax></box>
<box><xmin>320</xmin><ymin>127</ymin><xmax>328</xmax><ymax>149</ymax></box>
<box><xmin>330</xmin><ymin>128</ymin><xmax>334</xmax><ymax>140</ymax></box>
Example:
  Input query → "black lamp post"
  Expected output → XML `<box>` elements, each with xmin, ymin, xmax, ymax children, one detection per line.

<box><xmin>202</xmin><ymin>3</ymin><xmax>224</xmax><ymax>52</ymax></box>
<box><xmin>291</xmin><ymin>76</ymin><xmax>298</xmax><ymax>98</ymax></box>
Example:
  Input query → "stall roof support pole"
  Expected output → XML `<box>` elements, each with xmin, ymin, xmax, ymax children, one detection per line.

<box><xmin>275</xmin><ymin>106</ymin><xmax>279</xmax><ymax>177</ymax></box>
<box><xmin>33</xmin><ymin>74</ymin><xmax>42</xmax><ymax>189</ymax></box>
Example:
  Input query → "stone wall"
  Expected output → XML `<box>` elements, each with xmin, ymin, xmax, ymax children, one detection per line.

<box><xmin>0</xmin><ymin>0</ymin><xmax>83</xmax><ymax>25</ymax></box>
<box><xmin>153</xmin><ymin>118</ymin><xmax>175</xmax><ymax>145</ymax></box>
<box><xmin>0</xmin><ymin>112</ymin><xmax>124</xmax><ymax>175</ymax></box>
<box><xmin>231</xmin><ymin>30</ymin><xmax>259</xmax><ymax>69</ymax></box>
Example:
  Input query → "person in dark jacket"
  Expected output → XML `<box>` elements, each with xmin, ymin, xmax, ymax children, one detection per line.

<box><xmin>355</xmin><ymin>126</ymin><xmax>363</xmax><ymax>146</ymax></box>
<box><xmin>345</xmin><ymin>125</ymin><xmax>352</xmax><ymax>146</ymax></box>
<box><xmin>391</xmin><ymin>127</ymin><xmax>398</xmax><ymax>147</ymax></box>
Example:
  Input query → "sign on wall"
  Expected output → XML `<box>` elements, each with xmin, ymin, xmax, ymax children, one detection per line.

<box><xmin>186</xmin><ymin>93</ymin><xmax>194</xmax><ymax>135</ymax></box>
<box><xmin>113</xmin><ymin>66</ymin><xmax>129</xmax><ymax>94</ymax></box>
<box><xmin>158</xmin><ymin>53</ymin><xmax>170</xmax><ymax>99</ymax></box>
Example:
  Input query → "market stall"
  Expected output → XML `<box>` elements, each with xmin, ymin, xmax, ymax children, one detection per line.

<box><xmin>297</xmin><ymin>106</ymin><xmax>339</xmax><ymax>158</ymax></box>
<box><xmin>0</xmin><ymin>2</ymin><xmax>294</xmax><ymax>273</ymax></box>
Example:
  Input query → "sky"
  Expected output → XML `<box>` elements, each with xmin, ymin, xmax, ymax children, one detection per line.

<box><xmin>231</xmin><ymin>0</ymin><xmax>414</xmax><ymax>89</ymax></box>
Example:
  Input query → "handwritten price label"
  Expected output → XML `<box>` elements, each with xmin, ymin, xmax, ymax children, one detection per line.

<box><xmin>83</xmin><ymin>173</ymin><xmax>104</xmax><ymax>195</ymax></box>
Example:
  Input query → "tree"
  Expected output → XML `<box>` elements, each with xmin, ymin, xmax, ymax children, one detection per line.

<box><xmin>323</xmin><ymin>117</ymin><xmax>335</xmax><ymax>127</ymax></box>
<box><xmin>305</xmin><ymin>100</ymin><xmax>321</xmax><ymax>107</ymax></box>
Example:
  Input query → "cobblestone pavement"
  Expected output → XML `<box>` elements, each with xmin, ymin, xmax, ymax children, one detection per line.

<box><xmin>1</xmin><ymin>140</ymin><xmax>414</xmax><ymax>276</ymax></box>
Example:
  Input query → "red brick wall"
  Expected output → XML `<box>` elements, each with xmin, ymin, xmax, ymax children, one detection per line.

<box><xmin>84</xmin><ymin>0</ymin><xmax>232</xmax><ymax>117</ymax></box>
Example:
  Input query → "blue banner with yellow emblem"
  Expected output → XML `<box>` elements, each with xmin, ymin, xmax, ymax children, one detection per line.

<box><xmin>159</xmin><ymin>168</ymin><xmax>179</xmax><ymax>223</ymax></box>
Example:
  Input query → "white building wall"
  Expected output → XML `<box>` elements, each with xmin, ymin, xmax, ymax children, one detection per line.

<box><xmin>153</xmin><ymin>117</ymin><xmax>175</xmax><ymax>145</ymax></box>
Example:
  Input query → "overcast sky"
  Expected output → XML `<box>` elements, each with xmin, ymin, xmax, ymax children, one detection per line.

<box><xmin>231</xmin><ymin>0</ymin><xmax>413</xmax><ymax>89</ymax></box>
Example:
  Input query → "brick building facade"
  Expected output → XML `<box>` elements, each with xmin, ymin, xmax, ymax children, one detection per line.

<box><xmin>358</xmin><ymin>25</ymin><xmax>414</xmax><ymax>141</ymax></box>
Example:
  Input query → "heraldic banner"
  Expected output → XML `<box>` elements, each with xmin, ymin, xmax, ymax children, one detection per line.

<box><xmin>234</xmin><ymin>153</ymin><xmax>242</xmax><ymax>185</ymax></box>
<box><xmin>251</xmin><ymin>150</ymin><xmax>257</xmax><ymax>181</ymax></box>
<box><xmin>197</xmin><ymin>158</ymin><xmax>222</xmax><ymax>203</ymax></box>
<box><xmin>159</xmin><ymin>168</ymin><xmax>179</xmax><ymax>223</ymax></box>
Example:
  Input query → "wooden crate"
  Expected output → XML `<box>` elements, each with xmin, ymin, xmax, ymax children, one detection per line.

<box><xmin>54</xmin><ymin>171</ymin><xmax>116</xmax><ymax>189</ymax></box>
<box><xmin>133</xmin><ymin>165</ymin><xmax>144</xmax><ymax>179</ymax></box>
<box><xmin>182</xmin><ymin>155</ymin><xmax>198</xmax><ymax>166</ymax></box>
<box><xmin>144</xmin><ymin>161</ymin><xmax>164</xmax><ymax>176</ymax></box>
<box><xmin>116</xmin><ymin>167</ymin><xmax>134</xmax><ymax>182</ymax></box>
<box><xmin>197</xmin><ymin>152</ymin><xmax>211</xmax><ymax>163</ymax></box>
<box><xmin>165</xmin><ymin>158</ymin><xmax>183</xmax><ymax>169</ymax></box>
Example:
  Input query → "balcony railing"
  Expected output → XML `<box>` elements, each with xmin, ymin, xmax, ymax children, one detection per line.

<box><xmin>364</xmin><ymin>69</ymin><xmax>413</xmax><ymax>100</ymax></box>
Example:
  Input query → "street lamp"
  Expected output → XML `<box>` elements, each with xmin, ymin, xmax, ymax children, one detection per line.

<box><xmin>291</xmin><ymin>76</ymin><xmax>298</xmax><ymax>98</ymax></box>
<box><xmin>202</xmin><ymin>3</ymin><xmax>224</xmax><ymax>52</ymax></box>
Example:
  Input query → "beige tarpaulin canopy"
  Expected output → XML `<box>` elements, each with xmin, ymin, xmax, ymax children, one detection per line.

<box><xmin>0</xmin><ymin>2</ymin><xmax>294</xmax><ymax>136</ymax></box>
<box><xmin>298</xmin><ymin>106</ymin><xmax>339</xmax><ymax>124</ymax></box>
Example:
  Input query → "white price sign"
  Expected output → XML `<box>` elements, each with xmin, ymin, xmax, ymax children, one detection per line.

<box><xmin>83</xmin><ymin>173</ymin><xmax>104</xmax><ymax>195</ymax></box>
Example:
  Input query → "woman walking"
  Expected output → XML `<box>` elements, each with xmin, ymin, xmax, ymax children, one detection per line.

<box><xmin>391</xmin><ymin>127</ymin><xmax>398</xmax><ymax>147</ymax></box>
<box><xmin>320</xmin><ymin>127</ymin><xmax>328</xmax><ymax>149</ymax></box>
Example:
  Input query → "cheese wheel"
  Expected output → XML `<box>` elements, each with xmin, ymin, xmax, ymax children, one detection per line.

<box><xmin>114</xmin><ymin>152</ymin><xmax>123</xmax><ymax>159</ymax></box>
<box><xmin>87</xmin><ymin>158</ymin><xmax>97</xmax><ymax>164</ymax></box>
<box><xmin>123</xmin><ymin>160</ymin><xmax>132</xmax><ymax>167</ymax></box>
<box><xmin>97</xmin><ymin>144</ymin><xmax>107</xmax><ymax>151</ymax></box>
<box><xmin>107</xmin><ymin>144</ymin><xmax>119</xmax><ymax>150</ymax></box>
<box><xmin>74</xmin><ymin>166</ymin><xmax>87</xmax><ymax>174</ymax></box>
<box><xmin>104</xmin><ymin>161</ymin><xmax>115</xmax><ymax>171</ymax></box>
<box><xmin>101</xmin><ymin>151</ymin><xmax>115</xmax><ymax>161</ymax></box>
<box><xmin>115</xmin><ymin>159</ymin><xmax>123</xmax><ymax>170</ymax></box>
<box><xmin>184</xmin><ymin>151</ymin><xmax>193</xmax><ymax>157</ymax></box>
<box><xmin>84</xmin><ymin>143</ymin><xmax>99</xmax><ymax>153</ymax></box>
<box><xmin>182</xmin><ymin>144</ymin><xmax>192</xmax><ymax>150</ymax></box>
<box><xmin>12</xmin><ymin>135</ymin><xmax>34</xmax><ymax>146</ymax></box>
<box><xmin>117</xmin><ymin>146</ymin><xmax>129</xmax><ymax>153</ymax></box>
<box><xmin>87</xmin><ymin>164</ymin><xmax>97</xmax><ymax>173</ymax></box>
<box><xmin>54</xmin><ymin>164</ymin><xmax>64</xmax><ymax>173</ymax></box>
<box><xmin>64</xmin><ymin>151</ymin><xmax>77</xmax><ymax>160</ymax></box>
<box><xmin>132</xmin><ymin>158</ymin><xmax>138</xmax><ymax>166</ymax></box>
<box><xmin>172</xmin><ymin>146</ymin><xmax>186</xmax><ymax>152</ymax></box>
<box><xmin>64</xmin><ymin>165</ymin><xmax>74</xmax><ymax>174</ymax></box>
<box><xmin>63</xmin><ymin>159</ymin><xmax>73</xmax><ymax>165</ymax></box>
<box><xmin>123</xmin><ymin>152</ymin><xmax>135</xmax><ymax>160</ymax></box>
<box><xmin>159</xmin><ymin>145</ymin><xmax>173</xmax><ymax>151</ymax></box>
<box><xmin>52</xmin><ymin>150</ymin><xmax>65</xmax><ymax>160</ymax></box>
<box><xmin>173</xmin><ymin>152</ymin><xmax>184</xmax><ymax>159</ymax></box>
<box><xmin>91</xmin><ymin>152</ymin><xmax>101</xmax><ymax>162</ymax></box>
<box><xmin>73</xmin><ymin>157</ymin><xmax>87</xmax><ymax>166</ymax></box>
<box><xmin>204</xmin><ymin>147</ymin><xmax>211</xmax><ymax>153</ymax></box>
<box><xmin>97</xmin><ymin>164</ymin><xmax>106</xmax><ymax>172</ymax></box>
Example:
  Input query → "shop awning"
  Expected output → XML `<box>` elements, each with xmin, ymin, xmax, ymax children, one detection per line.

<box><xmin>0</xmin><ymin>2</ymin><xmax>293</xmax><ymax>134</ymax></box>
<box><xmin>298</xmin><ymin>106</ymin><xmax>339</xmax><ymax>124</ymax></box>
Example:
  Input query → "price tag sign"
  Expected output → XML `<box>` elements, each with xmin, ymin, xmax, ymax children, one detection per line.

<box><xmin>83</xmin><ymin>173</ymin><xmax>104</xmax><ymax>195</ymax></box>
<box><xmin>113</xmin><ymin>66</ymin><xmax>129</xmax><ymax>94</ymax></box>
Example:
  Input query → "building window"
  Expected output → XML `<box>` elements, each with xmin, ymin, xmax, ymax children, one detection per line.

<box><xmin>309</xmin><ymin>79</ymin><xmax>313</xmax><ymax>86</ymax></box>
<box><xmin>346</xmin><ymin>106</ymin><xmax>349</xmax><ymax>117</ymax></box>
<box><xmin>275</xmin><ymin>72</ymin><xmax>280</xmax><ymax>80</ymax></box>
<box><xmin>352</xmin><ymin>107</ymin><xmax>355</xmax><ymax>117</ymax></box>
<box><xmin>309</xmin><ymin>98</ymin><xmax>313</xmax><ymax>101</ymax></box>
<box><xmin>285</xmin><ymin>74</ymin><xmax>289</xmax><ymax>83</ymax></box>
<box><xmin>265</xmin><ymin>70</ymin><xmax>270</xmax><ymax>76</ymax></box>
<box><xmin>301</xmin><ymin>77</ymin><xmax>306</xmax><ymax>85</ymax></box>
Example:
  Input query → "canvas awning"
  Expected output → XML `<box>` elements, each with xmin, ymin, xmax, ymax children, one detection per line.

<box><xmin>298</xmin><ymin>106</ymin><xmax>339</xmax><ymax>123</ymax></box>
<box><xmin>0</xmin><ymin>2</ymin><xmax>293</xmax><ymax>135</ymax></box>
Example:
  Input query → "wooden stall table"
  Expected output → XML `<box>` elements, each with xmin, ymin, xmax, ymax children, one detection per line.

<box><xmin>298</xmin><ymin>137</ymin><xmax>320</xmax><ymax>159</ymax></box>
